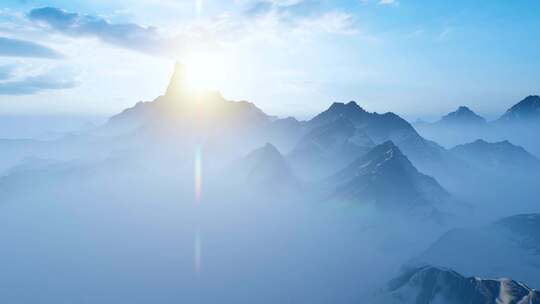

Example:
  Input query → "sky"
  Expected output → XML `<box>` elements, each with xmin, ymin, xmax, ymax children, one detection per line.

<box><xmin>0</xmin><ymin>0</ymin><xmax>539</xmax><ymax>120</ymax></box>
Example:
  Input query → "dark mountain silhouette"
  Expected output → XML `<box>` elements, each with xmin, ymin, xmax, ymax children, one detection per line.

<box><xmin>330</xmin><ymin>141</ymin><xmax>449</xmax><ymax>212</ymax></box>
<box><xmin>372</xmin><ymin>266</ymin><xmax>540</xmax><ymax>304</ymax></box>
<box><xmin>260</xmin><ymin>116</ymin><xmax>308</xmax><ymax>154</ymax></box>
<box><xmin>288</xmin><ymin>116</ymin><xmax>374</xmax><ymax>179</ymax></box>
<box><xmin>450</xmin><ymin>139</ymin><xmax>540</xmax><ymax>173</ymax></box>
<box><xmin>103</xmin><ymin>66</ymin><xmax>456</xmax><ymax>181</ymax></box>
<box><xmin>231</xmin><ymin>143</ymin><xmax>298</xmax><ymax>190</ymax></box>
<box><xmin>498</xmin><ymin>95</ymin><xmax>540</xmax><ymax>123</ymax></box>
<box><xmin>310</xmin><ymin>101</ymin><xmax>421</xmax><ymax>143</ymax></box>
<box><xmin>309</xmin><ymin>101</ymin><xmax>371</xmax><ymax>127</ymax></box>
<box><xmin>307</xmin><ymin>101</ymin><xmax>450</xmax><ymax>174</ymax></box>
<box><xmin>437</xmin><ymin>106</ymin><xmax>486</xmax><ymax>125</ymax></box>
<box><xmin>414</xmin><ymin>95</ymin><xmax>540</xmax><ymax>159</ymax></box>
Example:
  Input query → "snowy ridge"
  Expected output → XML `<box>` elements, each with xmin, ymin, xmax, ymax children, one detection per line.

<box><xmin>372</xmin><ymin>266</ymin><xmax>540</xmax><ymax>304</ymax></box>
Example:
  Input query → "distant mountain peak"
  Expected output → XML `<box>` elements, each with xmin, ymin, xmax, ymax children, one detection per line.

<box><xmin>331</xmin><ymin>141</ymin><xmax>449</xmax><ymax>211</ymax></box>
<box><xmin>454</xmin><ymin>138</ymin><xmax>520</xmax><ymax>151</ymax></box>
<box><xmin>325</xmin><ymin>101</ymin><xmax>367</xmax><ymax>118</ymax></box>
<box><xmin>335</xmin><ymin>140</ymin><xmax>411</xmax><ymax>182</ymax></box>
<box><xmin>450</xmin><ymin>139</ymin><xmax>540</xmax><ymax>172</ymax></box>
<box><xmin>288</xmin><ymin>115</ymin><xmax>374</xmax><ymax>180</ymax></box>
<box><xmin>311</xmin><ymin>101</ymin><xmax>369</xmax><ymax>127</ymax></box>
<box><xmin>328</xmin><ymin>100</ymin><xmax>364</xmax><ymax>111</ymax></box>
<box><xmin>438</xmin><ymin>105</ymin><xmax>486</xmax><ymax>125</ymax></box>
<box><xmin>241</xmin><ymin>143</ymin><xmax>297</xmax><ymax>188</ymax></box>
<box><xmin>107</xmin><ymin>62</ymin><xmax>272</xmax><ymax>133</ymax></box>
<box><xmin>259</xmin><ymin>142</ymin><xmax>281</xmax><ymax>156</ymax></box>
<box><xmin>510</xmin><ymin>95</ymin><xmax>540</xmax><ymax>112</ymax></box>
<box><xmin>345</xmin><ymin>100</ymin><xmax>362</xmax><ymax>107</ymax></box>
<box><xmin>163</xmin><ymin>61</ymin><xmax>227</xmax><ymax>102</ymax></box>
<box><xmin>499</xmin><ymin>95</ymin><xmax>540</xmax><ymax>122</ymax></box>
<box><xmin>519</xmin><ymin>95</ymin><xmax>540</xmax><ymax>106</ymax></box>
<box><xmin>165</xmin><ymin>61</ymin><xmax>189</xmax><ymax>98</ymax></box>
<box><xmin>469</xmin><ymin>138</ymin><xmax>512</xmax><ymax>147</ymax></box>
<box><xmin>308</xmin><ymin>101</ymin><xmax>434</xmax><ymax>157</ymax></box>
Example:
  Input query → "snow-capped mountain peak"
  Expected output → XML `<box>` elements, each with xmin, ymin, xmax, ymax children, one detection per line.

<box><xmin>372</xmin><ymin>266</ymin><xmax>540</xmax><ymax>304</ymax></box>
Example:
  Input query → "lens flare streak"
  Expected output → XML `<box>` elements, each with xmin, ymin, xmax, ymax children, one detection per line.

<box><xmin>195</xmin><ymin>230</ymin><xmax>201</xmax><ymax>274</ymax></box>
<box><xmin>195</xmin><ymin>147</ymin><xmax>202</xmax><ymax>205</ymax></box>
<box><xmin>194</xmin><ymin>147</ymin><xmax>202</xmax><ymax>275</ymax></box>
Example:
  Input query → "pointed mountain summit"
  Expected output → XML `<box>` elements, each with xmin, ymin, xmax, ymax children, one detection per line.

<box><xmin>499</xmin><ymin>95</ymin><xmax>540</xmax><ymax>123</ymax></box>
<box><xmin>438</xmin><ymin>106</ymin><xmax>486</xmax><ymax>125</ymax></box>
<box><xmin>307</xmin><ymin>101</ymin><xmax>448</xmax><ymax>172</ymax></box>
<box><xmin>310</xmin><ymin>101</ymin><xmax>370</xmax><ymax>127</ymax></box>
<box><xmin>162</xmin><ymin>61</ymin><xmax>225</xmax><ymax>102</ymax></box>
<box><xmin>450</xmin><ymin>139</ymin><xmax>540</xmax><ymax>173</ymax></box>
<box><xmin>164</xmin><ymin>62</ymin><xmax>189</xmax><ymax>98</ymax></box>
<box><xmin>372</xmin><ymin>266</ymin><xmax>540</xmax><ymax>304</ymax></box>
<box><xmin>310</xmin><ymin>101</ymin><xmax>421</xmax><ymax>141</ymax></box>
<box><xmin>288</xmin><ymin>116</ymin><xmax>374</xmax><ymax>179</ymax></box>
<box><xmin>331</xmin><ymin>141</ymin><xmax>449</xmax><ymax>210</ymax></box>
<box><xmin>106</xmin><ymin>62</ymin><xmax>271</xmax><ymax>135</ymax></box>
<box><xmin>237</xmin><ymin>143</ymin><xmax>297</xmax><ymax>188</ymax></box>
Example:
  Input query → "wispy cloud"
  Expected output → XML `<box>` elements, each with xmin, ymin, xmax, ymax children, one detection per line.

<box><xmin>27</xmin><ymin>7</ymin><xmax>163</xmax><ymax>55</ymax></box>
<box><xmin>0</xmin><ymin>67</ymin><xmax>79</xmax><ymax>95</ymax></box>
<box><xmin>25</xmin><ymin>5</ymin><xmax>359</xmax><ymax>57</ymax></box>
<box><xmin>293</xmin><ymin>11</ymin><xmax>358</xmax><ymax>35</ymax></box>
<box><xmin>229</xmin><ymin>1</ymin><xmax>359</xmax><ymax>43</ymax></box>
<box><xmin>0</xmin><ymin>36</ymin><xmax>63</xmax><ymax>59</ymax></box>
<box><xmin>378</xmin><ymin>0</ymin><xmax>399</xmax><ymax>7</ymax></box>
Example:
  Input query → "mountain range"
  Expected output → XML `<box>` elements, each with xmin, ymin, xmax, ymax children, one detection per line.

<box><xmin>306</xmin><ymin>101</ymin><xmax>447</xmax><ymax>166</ymax></box>
<box><xmin>288</xmin><ymin>116</ymin><xmax>374</xmax><ymax>180</ymax></box>
<box><xmin>415</xmin><ymin>95</ymin><xmax>540</xmax><ymax>156</ymax></box>
<box><xmin>421</xmin><ymin>95</ymin><xmax>540</xmax><ymax>127</ymax></box>
<box><xmin>0</xmin><ymin>62</ymin><xmax>539</xmax><ymax>302</ymax></box>
<box><xmin>372</xmin><ymin>266</ymin><xmax>540</xmax><ymax>304</ymax></box>
<box><xmin>451</xmin><ymin>139</ymin><xmax>540</xmax><ymax>174</ymax></box>
<box><xmin>101</xmin><ymin>63</ymin><xmax>461</xmax><ymax>187</ymax></box>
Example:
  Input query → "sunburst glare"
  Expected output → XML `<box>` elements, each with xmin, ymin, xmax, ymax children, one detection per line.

<box><xmin>183</xmin><ymin>52</ymin><xmax>227</xmax><ymax>91</ymax></box>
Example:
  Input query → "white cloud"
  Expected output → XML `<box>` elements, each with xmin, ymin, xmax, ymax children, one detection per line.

<box><xmin>293</xmin><ymin>11</ymin><xmax>358</xmax><ymax>36</ymax></box>
<box><xmin>378</xmin><ymin>0</ymin><xmax>399</xmax><ymax>7</ymax></box>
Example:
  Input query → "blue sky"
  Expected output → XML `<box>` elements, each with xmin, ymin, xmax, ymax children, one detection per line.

<box><xmin>0</xmin><ymin>0</ymin><xmax>539</xmax><ymax>120</ymax></box>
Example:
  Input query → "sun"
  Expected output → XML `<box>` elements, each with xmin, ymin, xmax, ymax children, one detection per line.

<box><xmin>183</xmin><ymin>52</ymin><xmax>227</xmax><ymax>91</ymax></box>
